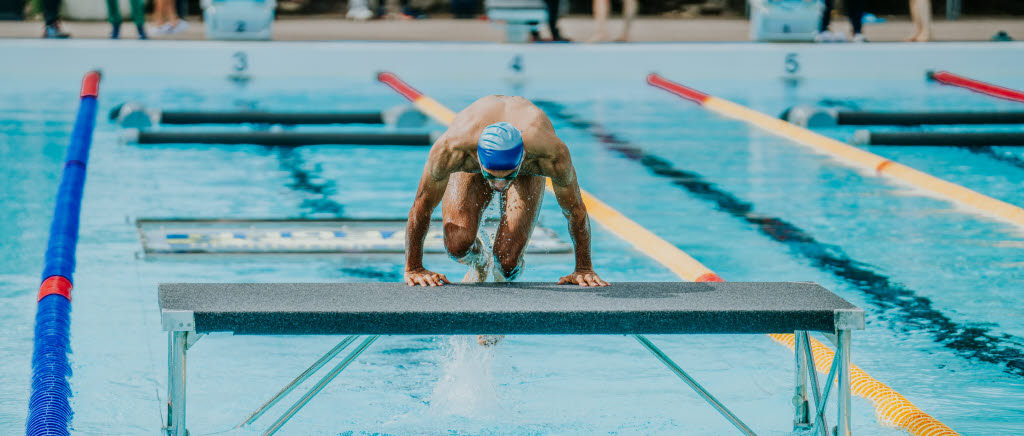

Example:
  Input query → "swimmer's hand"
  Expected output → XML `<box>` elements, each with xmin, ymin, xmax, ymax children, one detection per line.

<box><xmin>404</xmin><ymin>268</ymin><xmax>451</xmax><ymax>287</ymax></box>
<box><xmin>558</xmin><ymin>270</ymin><xmax>609</xmax><ymax>287</ymax></box>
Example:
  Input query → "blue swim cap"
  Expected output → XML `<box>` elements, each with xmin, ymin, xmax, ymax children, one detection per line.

<box><xmin>477</xmin><ymin>122</ymin><xmax>524</xmax><ymax>171</ymax></box>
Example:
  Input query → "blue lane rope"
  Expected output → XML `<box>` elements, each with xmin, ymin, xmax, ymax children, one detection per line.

<box><xmin>27</xmin><ymin>71</ymin><xmax>100</xmax><ymax>436</ymax></box>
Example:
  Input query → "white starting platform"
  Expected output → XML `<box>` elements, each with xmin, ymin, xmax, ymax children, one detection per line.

<box><xmin>201</xmin><ymin>0</ymin><xmax>275</xmax><ymax>40</ymax></box>
<box><xmin>160</xmin><ymin>281</ymin><xmax>865</xmax><ymax>435</ymax></box>
<box><xmin>749</xmin><ymin>0</ymin><xmax>823</xmax><ymax>42</ymax></box>
<box><xmin>137</xmin><ymin>218</ymin><xmax>573</xmax><ymax>255</ymax></box>
<box><xmin>485</xmin><ymin>0</ymin><xmax>564</xmax><ymax>43</ymax></box>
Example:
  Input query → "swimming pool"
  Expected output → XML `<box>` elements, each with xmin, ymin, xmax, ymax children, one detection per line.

<box><xmin>2</xmin><ymin>40</ymin><xmax>1023</xmax><ymax>435</ymax></box>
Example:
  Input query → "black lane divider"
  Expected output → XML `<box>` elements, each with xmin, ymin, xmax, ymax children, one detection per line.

<box><xmin>857</xmin><ymin>131</ymin><xmax>1024</xmax><ymax>146</ymax></box>
<box><xmin>135</xmin><ymin>131</ymin><xmax>433</xmax><ymax>146</ymax></box>
<box><xmin>536</xmin><ymin>100</ymin><xmax>1024</xmax><ymax>376</ymax></box>
<box><xmin>275</xmin><ymin>148</ymin><xmax>345</xmax><ymax>217</ymax></box>
<box><xmin>160</xmin><ymin>111</ymin><xmax>385</xmax><ymax>125</ymax></box>
<box><xmin>838</xmin><ymin>111</ymin><xmax>1024</xmax><ymax>126</ymax></box>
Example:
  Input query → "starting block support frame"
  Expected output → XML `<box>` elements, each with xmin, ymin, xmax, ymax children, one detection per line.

<box><xmin>160</xmin><ymin>282</ymin><xmax>863</xmax><ymax>436</ymax></box>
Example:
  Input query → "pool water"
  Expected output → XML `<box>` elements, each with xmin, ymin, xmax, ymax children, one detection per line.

<box><xmin>2</xmin><ymin>41</ymin><xmax>1023</xmax><ymax>435</ymax></box>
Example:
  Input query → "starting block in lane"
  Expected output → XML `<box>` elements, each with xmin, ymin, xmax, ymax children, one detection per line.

<box><xmin>160</xmin><ymin>281</ymin><xmax>865</xmax><ymax>436</ymax></box>
<box><xmin>136</xmin><ymin>218</ymin><xmax>572</xmax><ymax>255</ymax></box>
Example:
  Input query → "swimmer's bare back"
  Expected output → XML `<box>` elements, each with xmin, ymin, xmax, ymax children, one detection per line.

<box><xmin>403</xmin><ymin>96</ymin><xmax>609</xmax><ymax>287</ymax></box>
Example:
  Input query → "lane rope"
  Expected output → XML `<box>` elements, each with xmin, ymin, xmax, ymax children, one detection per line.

<box><xmin>647</xmin><ymin>73</ymin><xmax>1024</xmax><ymax>228</ymax></box>
<box><xmin>28</xmin><ymin>70</ymin><xmax>102</xmax><ymax>436</ymax></box>
<box><xmin>927</xmin><ymin>70</ymin><xmax>1024</xmax><ymax>103</ymax></box>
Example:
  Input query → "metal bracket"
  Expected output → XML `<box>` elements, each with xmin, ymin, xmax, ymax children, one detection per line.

<box><xmin>162</xmin><ymin>309</ymin><xmax>196</xmax><ymax>332</ymax></box>
<box><xmin>185</xmin><ymin>332</ymin><xmax>204</xmax><ymax>351</ymax></box>
<box><xmin>834</xmin><ymin>309</ymin><xmax>865</xmax><ymax>332</ymax></box>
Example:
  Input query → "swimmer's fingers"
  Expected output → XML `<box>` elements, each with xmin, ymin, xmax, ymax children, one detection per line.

<box><xmin>557</xmin><ymin>272</ymin><xmax>589</xmax><ymax>286</ymax></box>
<box><xmin>428</xmin><ymin>274</ymin><xmax>444</xmax><ymax>286</ymax></box>
<box><xmin>584</xmin><ymin>273</ymin><xmax>609</xmax><ymax>287</ymax></box>
<box><xmin>414</xmin><ymin>276</ymin><xmax>428</xmax><ymax>287</ymax></box>
<box><xmin>438</xmin><ymin>274</ymin><xmax>451</xmax><ymax>284</ymax></box>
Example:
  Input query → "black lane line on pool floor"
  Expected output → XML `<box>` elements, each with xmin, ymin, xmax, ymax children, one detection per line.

<box><xmin>536</xmin><ymin>100</ymin><xmax>1024</xmax><ymax>377</ymax></box>
<box><xmin>966</xmin><ymin>146</ymin><xmax>1024</xmax><ymax>170</ymax></box>
<box><xmin>274</xmin><ymin>147</ymin><xmax>345</xmax><ymax>217</ymax></box>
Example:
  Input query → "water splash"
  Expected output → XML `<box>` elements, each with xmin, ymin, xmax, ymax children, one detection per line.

<box><xmin>428</xmin><ymin>336</ymin><xmax>502</xmax><ymax>418</ymax></box>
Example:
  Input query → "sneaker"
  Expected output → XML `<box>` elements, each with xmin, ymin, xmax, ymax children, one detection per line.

<box><xmin>43</xmin><ymin>23</ymin><xmax>70</xmax><ymax>39</ymax></box>
<box><xmin>168</xmin><ymin>20</ymin><xmax>190</xmax><ymax>34</ymax></box>
<box><xmin>813</xmin><ymin>30</ymin><xmax>830</xmax><ymax>43</ymax></box>
<box><xmin>110</xmin><ymin>24</ymin><xmax>121</xmax><ymax>39</ymax></box>
<box><xmin>852</xmin><ymin>33</ymin><xmax>867</xmax><ymax>43</ymax></box>
<box><xmin>150</xmin><ymin>23</ymin><xmax>172</xmax><ymax>35</ymax></box>
<box><xmin>137</xmin><ymin>24</ymin><xmax>147</xmax><ymax>39</ymax></box>
<box><xmin>346</xmin><ymin>7</ymin><xmax>373</xmax><ymax>20</ymax></box>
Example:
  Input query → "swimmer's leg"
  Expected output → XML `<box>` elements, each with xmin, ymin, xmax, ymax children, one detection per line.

<box><xmin>477</xmin><ymin>175</ymin><xmax>543</xmax><ymax>347</ymax></box>
<box><xmin>441</xmin><ymin>172</ymin><xmax>494</xmax><ymax>282</ymax></box>
<box><xmin>492</xmin><ymin>175</ymin><xmax>545</xmax><ymax>281</ymax></box>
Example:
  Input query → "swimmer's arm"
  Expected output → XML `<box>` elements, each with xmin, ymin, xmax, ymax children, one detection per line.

<box><xmin>404</xmin><ymin>148</ymin><xmax>453</xmax><ymax>283</ymax></box>
<box><xmin>548</xmin><ymin>152</ymin><xmax>609</xmax><ymax>287</ymax></box>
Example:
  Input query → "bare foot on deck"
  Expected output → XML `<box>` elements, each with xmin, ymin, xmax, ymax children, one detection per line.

<box><xmin>461</xmin><ymin>254</ymin><xmax>491</xmax><ymax>282</ymax></box>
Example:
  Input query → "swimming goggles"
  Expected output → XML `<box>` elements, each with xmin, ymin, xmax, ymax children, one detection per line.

<box><xmin>481</xmin><ymin>166</ymin><xmax>520</xmax><ymax>181</ymax></box>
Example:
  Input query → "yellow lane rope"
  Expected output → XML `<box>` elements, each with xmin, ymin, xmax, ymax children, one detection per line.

<box><xmin>648</xmin><ymin>73</ymin><xmax>1024</xmax><ymax>228</ymax></box>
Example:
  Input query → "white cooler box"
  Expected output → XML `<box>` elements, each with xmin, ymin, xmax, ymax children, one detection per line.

<box><xmin>202</xmin><ymin>0</ymin><xmax>276</xmax><ymax>40</ymax></box>
<box><xmin>749</xmin><ymin>0</ymin><xmax>823</xmax><ymax>42</ymax></box>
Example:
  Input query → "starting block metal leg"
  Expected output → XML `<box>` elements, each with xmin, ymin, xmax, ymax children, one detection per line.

<box><xmin>800</xmin><ymin>332</ymin><xmax>829</xmax><ymax>436</ymax></box>
<box><xmin>633</xmin><ymin>334</ymin><xmax>756</xmax><ymax>436</ymax></box>
<box><xmin>793</xmin><ymin>330</ymin><xmax>810</xmax><ymax>430</ymax></box>
<box><xmin>837</xmin><ymin>329</ymin><xmax>852</xmax><ymax>436</ymax></box>
<box><xmin>238</xmin><ymin>335</ymin><xmax>360</xmax><ymax>428</ymax></box>
<box><xmin>263</xmin><ymin>335</ymin><xmax>379</xmax><ymax>436</ymax></box>
<box><xmin>167</xmin><ymin>331</ymin><xmax>188</xmax><ymax>436</ymax></box>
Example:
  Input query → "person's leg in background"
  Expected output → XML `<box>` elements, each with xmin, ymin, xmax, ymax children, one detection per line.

<box><xmin>907</xmin><ymin>0</ymin><xmax>932</xmax><ymax>41</ymax></box>
<box><xmin>105</xmin><ymin>0</ymin><xmax>123</xmax><ymax>38</ymax></box>
<box><xmin>846</xmin><ymin>0</ymin><xmax>865</xmax><ymax>42</ymax></box>
<box><xmin>175</xmin><ymin>0</ymin><xmax>188</xmax><ymax>22</ymax></box>
<box><xmin>152</xmin><ymin>0</ymin><xmax>184</xmax><ymax>35</ymax></box>
<box><xmin>816</xmin><ymin>0</ymin><xmax>833</xmax><ymax>40</ymax></box>
<box><xmin>152</xmin><ymin>0</ymin><xmax>167</xmax><ymax>32</ymax></box>
<box><xmin>587</xmin><ymin>0</ymin><xmax>609</xmax><ymax>42</ymax></box>
<box><xmin>41</xmin><ymin>0</ymin><xmax>69</xmax><ymax>38</ymax></box>
<box><xmin>617</xmin><ymin>0</ymin><xmax>636</xmax><ymax>41</ymax></box>
<box><xmin>544</xmin><ymin>0</ymin><xmax>567</xmax><ymax>41</ymax></box>
<box><xmin>131</xmin><ymin>0</ymin><xmax>147</xmax><ymax>38</ymax></box>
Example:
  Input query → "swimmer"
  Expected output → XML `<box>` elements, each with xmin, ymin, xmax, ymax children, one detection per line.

<box><xmin>403</xmin><ymin>95</ymin><xmax>609</xmax><ymax>292</ymax></box>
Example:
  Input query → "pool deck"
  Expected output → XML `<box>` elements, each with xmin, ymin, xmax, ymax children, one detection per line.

<box><xmin>2</xmin><ymin>15</ymin><xmax>1022</xmax><ymax>42</ymax></box>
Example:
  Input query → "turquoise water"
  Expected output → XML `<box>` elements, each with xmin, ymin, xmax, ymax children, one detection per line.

<box><xmin>2</xmin><ymin>42</ymin><xmax>1024</xmax><ymax>435</ymax></box>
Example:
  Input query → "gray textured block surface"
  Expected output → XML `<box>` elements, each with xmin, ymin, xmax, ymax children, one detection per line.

<box><xmin>158</xmin><ymin>282</ymin><xmax>862</xmax><ymax>335</ymax></box>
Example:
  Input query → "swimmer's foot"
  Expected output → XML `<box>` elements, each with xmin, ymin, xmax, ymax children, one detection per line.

<box><xmin>461</xmin><ymin>234</ymin><xmax>493</xmax><ymax>283</ymax></box>
<box><xmin>477</xmin><ymin>334</ymin><xmax>505</xmax><ymax>347</ymax></box>
<box><xmin>462</xmin><ymin>263</ymin><xmax>488</xmax><ymax>282</ymax></box>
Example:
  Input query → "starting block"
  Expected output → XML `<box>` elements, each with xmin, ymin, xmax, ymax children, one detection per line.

<box><xmin>749</xmin><ymin>0</ymin><xmax>824</xmax><ymax>42</ymax></box>
<box><xmin>160</xmin><ymin>281</ymin><xmax>864</xmax><ymax>435</ymax></box>
<box><xmin>202</xmin><ymin>0</ymin><xmax>276</xmax><ymax>40</ymax></box>
<box><xmin>486</xmin><ymin>0</ymin><xmax>563</xmax><ymax>43</ymax></box>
